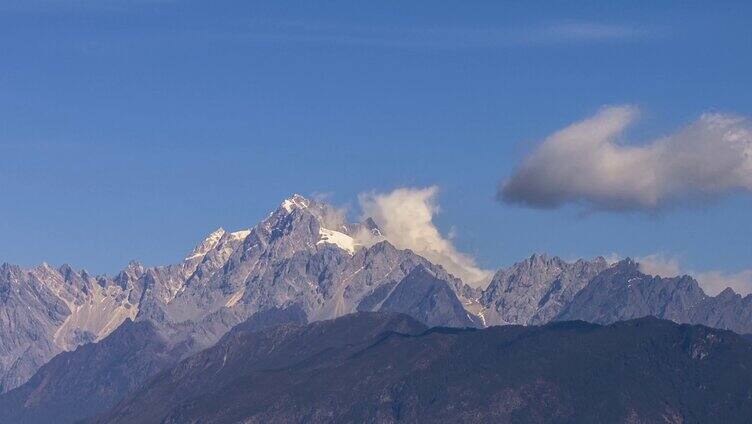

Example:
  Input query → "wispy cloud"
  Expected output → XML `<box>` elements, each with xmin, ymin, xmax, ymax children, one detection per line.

<box><xmin>357</xmin><ymin>186</ymin><xmax>493</xmax><ymax>288</ymax></box>
<box><xmin>188</xmin><ymin>19</ymin><xmax>657</xmax><ymax>50</ymax></box>
<box><xmin>519</xmin><ymin>22</ymin><xmax>651</xmax><ymax>43</ymax></box>
<box><xmin>1</xmin><ymin>6</ymin><xmax>653</xmax><ymax>51</ymax></box>
<box><xmin>267</xmin><ymin>21</ymin><xmax>653</xmax><ymax>49</ymax></box>
<box><xmin>636</xmin><ymin>254</ymin><xmax>684</xmax><ymax>279</ymax></box>
<box><xmin>499</xmin><ymin>106</ymin><xmax>752</xmax><ymax>212</ymax></box>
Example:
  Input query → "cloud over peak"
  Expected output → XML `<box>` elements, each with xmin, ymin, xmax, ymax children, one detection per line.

<box><xmin>358</xmin><ymin>187</ymin><xmax>493</xmax><ymax>288</ymax></box>
<box><xmin>499</xmin><ymin>106</ymin><xmax>752</xmax><ymax>212</ymax></box>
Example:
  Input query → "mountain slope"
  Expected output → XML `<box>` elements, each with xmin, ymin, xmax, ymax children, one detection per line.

<box><xmin>557</xmin><ymin>258</ymin><xmax>752</xmax><ymax>334</ymax></box>
<box><xmin>0</xmin><ymin>307</ymin><xmax>307</xmax><ymax>424</ymax></box>
<box><xmin>0</xmin><ymin>263</ymin><xmax>70</xmax><ymax>393</ymax></box>
<box><xmin>480</xmin><ymin>254</ymin><xmax>609</xmax><ymax>325</ymax></box>
<box><xmin>158</xmin><ymin>195</ymin><xmax>477</xmax><ymax>327</ymax></box>
<box><xmin>379</xmin><ymin>265</ymin><xmax>480</xmax><ymax>327</ymax></box>
<box><xmin>0</xmin><ymin>319</ymin><xmax>171</xmax><ymax>424</ymax></box>
<box><xmin>95</xmin><ymin>312</ymin><xmax>752</xmax><ymax>424</ymax></box>
<box><xmin>92</xmin><ymin>312</ymin><xmax>428</xmax><ymax>424</ymax></box>
<box><xmin>0</xmin><ymin>262</ymin><xmax>145</xmax><ymax>393</ymax></box>
<box><xmin>688</xmin><ymin>287</ymin><xmax>752</xmax><ymax>334</ymax></box>
<box><xmin>558</xmin><ymin>258</ymin><xmax>706</xmax><ymax>323</ymax></box>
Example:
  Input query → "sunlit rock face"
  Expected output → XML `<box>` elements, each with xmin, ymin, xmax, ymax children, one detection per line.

<box><xmin>479</xmin><ymin>253</ymin><xmax>609</xmax><ymax>326</ymax></box>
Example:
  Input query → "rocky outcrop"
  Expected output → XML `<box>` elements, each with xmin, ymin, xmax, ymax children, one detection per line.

<box><xmin>558</xmin><ymin>258</ymin><xmax>752</xmax><ymax>334</ymax></box>
<box><xmin>479</xmin><ymin>254</ymin><xmax>609</xmax><ymax>325</ymax></box>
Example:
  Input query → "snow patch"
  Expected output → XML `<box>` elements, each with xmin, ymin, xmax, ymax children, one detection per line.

<box><xmin>477</xmin><ymin>310</ymin><xmax>487</xmax><ymax>327</ymax></box>
<box><xmin>281</xmin><ymin>194</ymin><xmax>310</xmax><ymax>212</ymax></box>
<box><xmin>230</xmin><ymin>229</ymin><xmax>251</xmax><ymax>239</ymax></box>
<box><xmin>317</xmin><ymin>228</ymin><xmax>358</xmax><ymax>254</ymax></box>
<box><xmin>225</xmin><ymin>287</ymin><xmax>245</xmax><ymax>308</ymax></box>
<box><xmin>52</xmin><ymin>284</ymin><xmax>138</xmax><ymax>350</ymax></box>
<box><xmin>184</xmin><ymin>228</ymin><xmax>226</xmax><ymax>261</ymax></box>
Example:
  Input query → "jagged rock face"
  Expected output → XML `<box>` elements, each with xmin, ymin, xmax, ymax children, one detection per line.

<box><xmin>692</xmin><ymin>288</ymin><xmax>752</xmax><ymax>334</ymax></box>
<box><xmin>0</xmin><ymin>194</ymin><xmax>478</xmax><ymax>392</ymax></box>
<box><xmin>558</xmin><ymin>259</ymin><xmax>752</xmax><ymax>334</ymax></box>
<box><xmin>0</xmin><ymin>264</ymin><xmax>68</xmax><ymax>393</ymax></box>
<box><xmin>157</xmin><ymin>195</ymin><xmax>477</xmax><ymax>332</ymax></box>
<box><xmin>478</xmin><ymin>255</ymin><xmax>752</xmax><ymax>335</ymax></box>
<box><xmin>0</xmin><ymin>263</ymin><xmax>138</xmax><ymax>393</ymax></box>
<box><xmin>480</xmin><ymin>254</ymin><xmax>609</xmax><ymax>326</ymax></box>
<box><xmin>558</xmin><ymin>259</ymin><xmax>708</xmax><ymax>324</ymax></box>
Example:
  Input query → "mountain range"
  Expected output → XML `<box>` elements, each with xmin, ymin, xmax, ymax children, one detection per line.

<box><xmin>0</xmin><ymin>194</ymin><xmax>478</xmax><ymax>393</ymax></box>
<box><xmin>1</xmin><ymin>194</ymin><xmax>752</xmax><ymax>422</ymax></box>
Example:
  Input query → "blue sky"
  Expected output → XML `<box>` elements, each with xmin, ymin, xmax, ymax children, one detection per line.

<box><xmin>1</xmin><ymin>1</ymin><xmax>750</xmax><ymax>287</ymax></box>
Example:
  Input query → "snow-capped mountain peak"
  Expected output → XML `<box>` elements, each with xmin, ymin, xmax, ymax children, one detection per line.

<box><xmin>185</xmin><ymin>228</ymin><xmax>226</xmax><ymax>261</ymax></box>
<box><xmin>230</xmin><ymin>229</ymin><xmax>251</xmax><ymax>240</ymax></box>
<box><xmin>281</xmin><ymin>194</ymin><xmax>311</xmax><ymax>213</ymax></box>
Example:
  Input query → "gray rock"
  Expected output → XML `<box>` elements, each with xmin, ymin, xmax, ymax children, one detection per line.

<box><xmin>691</xmin><ymin>288</ymin><xmax>752</xmax><ymax>334</ymax></box>
<box><xmin>480</xmin><ymin>254</ymin><xmax>609</xmax><ymax>325</ymax></box>
<box><xmin>558</xmin><ymin>258</ymin><xmax>752</xmax><ymax>334</ymax></box>
<box><xmin>380</xmin><ymin>265</ymin><xmax>480</xmax><ymax>328</ymax></box>
<box><xmin>0</xmin><ymin>263</ymin><xmax>69</xmax><ymax>393</ymax></box>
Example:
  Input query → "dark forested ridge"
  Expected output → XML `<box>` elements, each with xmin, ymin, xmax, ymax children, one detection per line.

<box><xmin>94</xmin><ymin>312</ymin><xmax>752</xmax><ymax>424</ymax></box>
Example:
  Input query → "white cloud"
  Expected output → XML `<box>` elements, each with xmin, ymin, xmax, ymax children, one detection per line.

<box><xmin>521</xmin><ymin>22</ymin><xmax>651</xmax><ymax>43</ymax></box>
<box><xmin>693</xmin><ymin>270</ymin><xmax>752</xmax><ymax>297</ymax></box>
<box><xmin>637</xmin><ymin>254</ymin><xmax>752</xmax><ymax>296</ymax></box>
<box><xmin>358</xmin><ymin>186</ymin><xmax>493</xmax><ymax>288</ymax></box>
<box><xmin>637</xmin><ymin>254</ymin><xmax>683</xmax><ymax>279</ymax></box>
<box><xmin>218</xmin><ymin>20</ymin><xmax>652</xmax><ymax>50</ymax></box>
<box><xmin>499</xmin><ymin>106</ymin><xmax>752</xmax><ymax>211</ymax></box>
<box><xmin>603</xmin><ymin>252</ymin><xmax>624</xmax><ymax>266</ymax></box>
